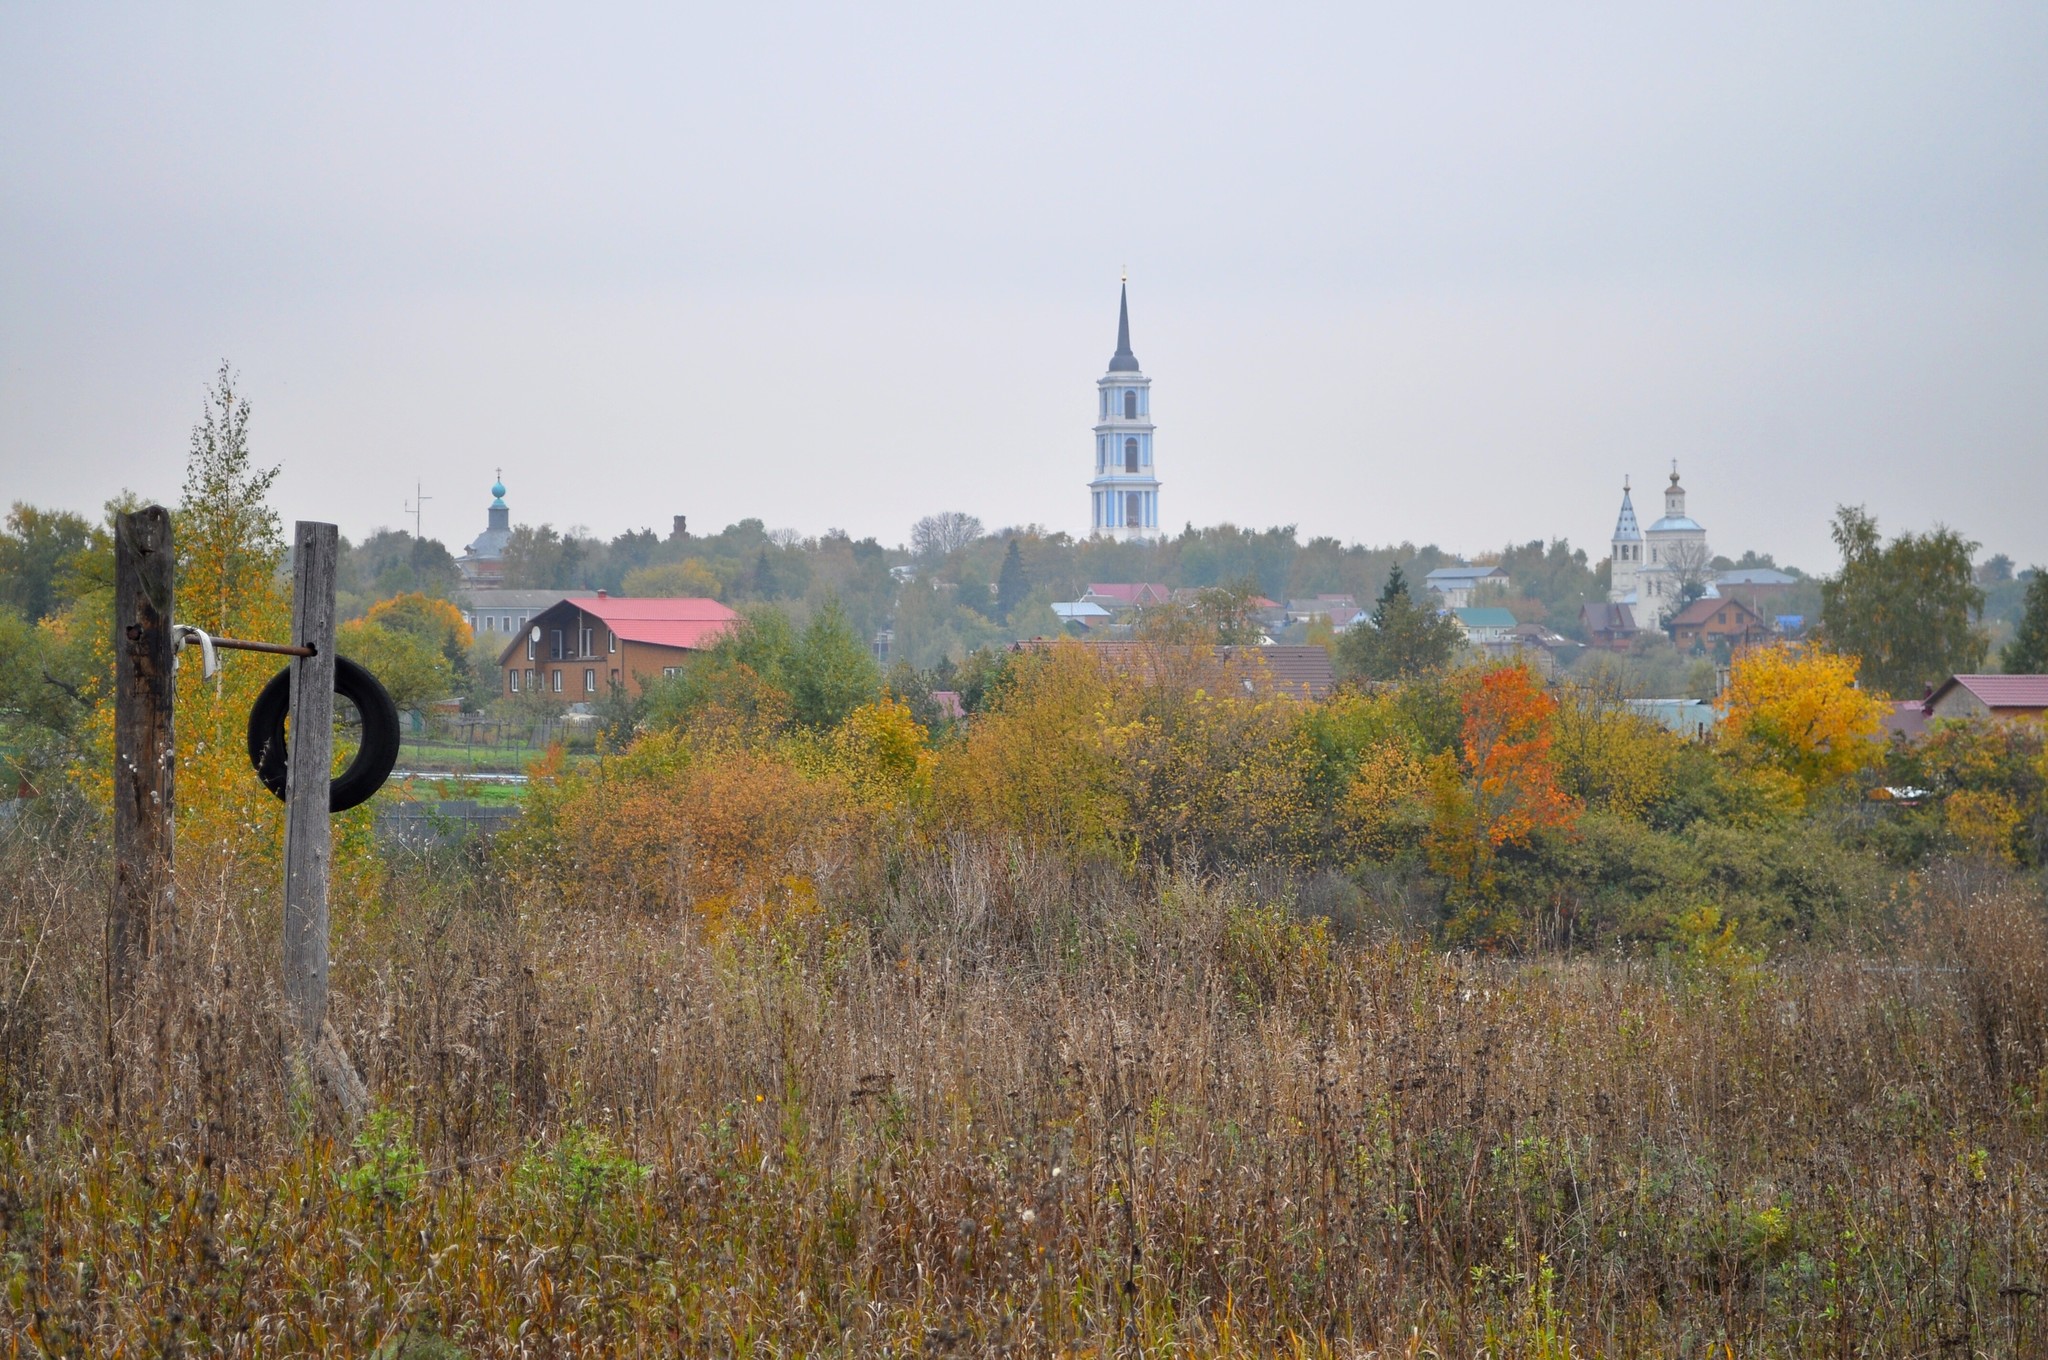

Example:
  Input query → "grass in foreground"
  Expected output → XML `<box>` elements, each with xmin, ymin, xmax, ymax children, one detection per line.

<box><xmin>2</xmin><ymin>834</ymin><xmax>2045</xmax><ymax>1356</ymax></box>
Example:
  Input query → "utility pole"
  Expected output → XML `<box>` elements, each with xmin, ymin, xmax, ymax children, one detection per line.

<box><xmin>404</xmin><ymin>481</ymin><xmax>432</xmax><ymax>540</ymax></box>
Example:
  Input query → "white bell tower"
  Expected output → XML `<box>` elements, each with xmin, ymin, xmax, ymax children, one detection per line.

<box><xmin>1608</xmin><ymin>477</ymin><xmax>1643</xmax><ymax>604</ymax></box>
<box><xmin>1089</xmin><ymin>280</ymin><xmax>1161</xmax><ymax>541</ymax></box>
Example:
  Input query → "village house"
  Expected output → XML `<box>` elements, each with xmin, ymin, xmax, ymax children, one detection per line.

<box><xmin>461</xmin><ymin>587</ymin><xmax>596</xmax><ymax>639</ymax></box>
<box><xmin>1667</xmin><ymin>595</ymin><xmax>1771</xmax><ymax>653</ymax></box>
<box><xmin>1451</xmin><ymin>606</ymin><xmax>1518</xmax><ymax>645</ymax></box>
<box><xmin>1173</xmin><ymin>587</ymin><xmax>1287</xmax><ymax>629</ymax></box>
<box><xmin>1579</xmin><ymin>601</ymin><xmax>1639</xmax><ymax>652</ymax></box>
<box><xmin>1922</xmin><ymin>675</ymin><xmax>2048</xmax><ymax>723</ymax></box>
<box><xmin>1284</xmin><ymin>594</ymin><xmax>1358</xmax><ymax>625</ymax></box>
<box><xmin>1080</xmin><ymin>582</ymin><xmax>1174</xmax><ymax>614</ymax></box>
<box><xmin>498</xmin><ymin>593</ymin><xmax>738</xmax><ymax>700</ymax></box>
<box><xmin>1710</xmin><ymin>567</ymin><xmax>1799</xmax><ymax>615</ymax></box>
<box><xmin>1424</xmin><ymin>565</ymin><xmax>1512</xmax><ymax>610</ymax></box>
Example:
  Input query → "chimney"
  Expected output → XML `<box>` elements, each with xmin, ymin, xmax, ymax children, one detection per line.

<box><xmin>597</xmin><ymin>589</ymin><xmax>608</xmax><ymax>600</ymax></box>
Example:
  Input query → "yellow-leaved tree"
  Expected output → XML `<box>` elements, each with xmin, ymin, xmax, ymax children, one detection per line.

<box><xmin>1717</xmin><ymin>644</ymin><xmax>1887</xmax><ymax>802</ymax></box>
<box><xmin>171</xmin><ymin>364</ymin><xmax>293</xmax><ymax>890</ymax></box>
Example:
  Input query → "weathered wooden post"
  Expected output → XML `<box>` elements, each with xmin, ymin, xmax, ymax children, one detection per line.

<box><xmin>282</xmin><ymin>522</ymin><xmax>338</xmax><ymax>1056</ymax></box>
<box><xmin>111</xmin><ymin>506</ymin><xmax>175</xmax><ymax>1017</ymax></box>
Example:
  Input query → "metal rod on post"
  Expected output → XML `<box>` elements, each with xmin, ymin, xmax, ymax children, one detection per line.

<box><xmin>111</xmin><ymin>506</ymin><xmax>175</xmax><ymax>1024</ymax></box>
<box><xmin>282</xmin><ymin>522</ymin><xmax>338</xmax><ymax>1060</ymax></box>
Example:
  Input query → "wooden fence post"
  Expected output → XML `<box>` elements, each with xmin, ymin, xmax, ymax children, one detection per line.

<box><xmin>111</xmin><ymin>506</ymin><xmax>175</xmax><ymax>1018</ymax></box>
<box><xmin>282</xmin><ymin>522</ymin><xmax>337</xmax><ymax>1055</ymax></box>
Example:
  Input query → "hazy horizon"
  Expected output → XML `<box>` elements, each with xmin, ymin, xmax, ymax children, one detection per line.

<box><xmin>4</xmin><ymin>4</ymin><xmax>2045</xmax><ymax>571</ymax></box>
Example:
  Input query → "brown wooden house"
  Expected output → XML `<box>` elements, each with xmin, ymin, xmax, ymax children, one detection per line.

<box><xmin>1667</xmin><ymin>595</ymin><xmax>1771</xmax><ymax>653</ymax></box>
<box><xmin>1579</xmin><ymin>601</ymin><xmax>1638</xmax><ymax>652</ymax></box>
<box><xmin>498</xmin><ymin>593</ymin><xmax>738</xmax><ymax>701</ymax></box>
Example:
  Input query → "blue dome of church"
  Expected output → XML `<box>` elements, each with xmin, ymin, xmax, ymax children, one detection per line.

<box><xmin>490</xmin><ymin>478</ymin><xmax>507</xmax><ymax>507</ymax></box>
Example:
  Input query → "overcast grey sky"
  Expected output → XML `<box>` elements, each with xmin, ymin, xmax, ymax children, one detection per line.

<box><xmin>4</xmin><ymin>3</ymin><xmax>2045</xmax><ymax>570</ymax></box>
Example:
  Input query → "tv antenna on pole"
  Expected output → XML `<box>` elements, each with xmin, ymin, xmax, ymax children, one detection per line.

<box><xmin>404</xmin><ymin>481</ymin><xmax>432</xmax><ymax>540</ymax></box>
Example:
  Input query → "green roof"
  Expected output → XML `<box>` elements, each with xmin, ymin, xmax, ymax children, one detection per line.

<box><xmin>1453</xmin><ymin>607</ymin><xmax>1518</xmax><ymax>628</ymax></box>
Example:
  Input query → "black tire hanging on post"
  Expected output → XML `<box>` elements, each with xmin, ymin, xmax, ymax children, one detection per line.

<box><xmin>246</xmin><ymin>655</ymin><xmax>402</xmax><ymax>812</ymax></box>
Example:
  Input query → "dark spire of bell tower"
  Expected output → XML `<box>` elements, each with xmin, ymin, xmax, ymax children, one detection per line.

<box><xmin>1107</xmin><ymin>280</ymin><xmax>1140</xmax><ymax>373</ymax></box>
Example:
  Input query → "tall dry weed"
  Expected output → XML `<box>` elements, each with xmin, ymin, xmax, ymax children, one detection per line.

<box><xmin>3</xmin><ymin>812</ymin><xmax>2046</xmax><ymax>1355</ymax></box>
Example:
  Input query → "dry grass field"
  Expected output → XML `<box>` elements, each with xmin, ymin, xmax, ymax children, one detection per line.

<box><xmin>3</xmin><ymin>819</ymin><xmax>2045</xmax><ymax>1357</ymax></box>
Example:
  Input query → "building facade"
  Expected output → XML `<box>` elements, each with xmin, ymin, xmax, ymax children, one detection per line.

<box><xmin>1090</xmin><ymin>283</ymin><xmax>1161</xmax><ymax>540</ymax></box>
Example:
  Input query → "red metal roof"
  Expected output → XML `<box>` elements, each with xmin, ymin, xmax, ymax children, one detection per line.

<box><xmin>1934</xmin><ymin>674</ymin><xmax>2048</xmax><ymax>710</ymax></box>
<box><xmin>574</xmin><ymin>595</ymin><xmax>739</xmax><ymax>650</ymax></box>
<box><xmin>496</xmin><ymin>595</ymin><xmax>738</xmax><ymax>664</ymax></box>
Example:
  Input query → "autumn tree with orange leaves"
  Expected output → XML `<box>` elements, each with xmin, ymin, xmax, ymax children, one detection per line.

<box><xmin>1427</xmin><ymin>663</ymin><xmax>1578</xmax><ymax>938</ymax></box>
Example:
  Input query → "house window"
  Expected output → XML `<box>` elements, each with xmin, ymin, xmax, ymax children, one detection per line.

<box><xmin>526</xmin><ymin>636</ymin><xmax>536</xmax><ymax>661</ymax></box>
<box><xmin>585</xmin><ymin>668</ymin><xmax>596</xmax><ymax>693</ymax></box>
<box><xmin>550</xmin><ymin>629</ymin><xmax>564</xmax><ymax>660</ymax></box>
<box><xmin>508</xmin><ymin>669</ymin><xmax>519</xmax><ymax>693</ymax></box>
<box><xmin>608</xmin><ymin>630</ymin><xmax>617</xmax><ymax>653</ymax></box>
<box><xmin>1124</xmin><ymin>437</ymin><xmax>1139</xmax><ymax>473</ymax></box>
<box><xmin>525</xmin><ymin>668</ymin><xmax>535</xmax><ymax>690</ymax></box>
<box><xmin>610</xmin><ymin>669</ymin><xmax>620</xmax><ymax>686</ymax></box>
<box><xmin>552</xmin><ymin>669</ymin><xmax>563</xmax><ymax>693</ymax></box>
<box><xmin>1124</xmin><ymin>389</ymin><xmax>1138</xmax><ymax>419</ymax></box>
<box><xmin>662</xmin><ymin>666</ymin><xmax>682</xmax><ymax>678</ymax></box>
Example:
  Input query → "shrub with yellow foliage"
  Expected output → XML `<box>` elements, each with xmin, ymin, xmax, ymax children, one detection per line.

<box><xmin>1550</xmin><ymin>685</ymin><xmax>1682</xmax><ymax>819</ymax></box>
<box><xmin>512</xmin><ymin>732</ymin><xmax>853</xmax><ymax>929</ymax></box>
<box><xmin>931</xmin><ymin>642</ymin><xmax>1128</xmax><ymax>852</ymax></box>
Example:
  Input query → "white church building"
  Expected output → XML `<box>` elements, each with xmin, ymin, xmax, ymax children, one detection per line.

<box><xmin>1089</xmin><ymin>282</ymin><xmax>1161</xmax><ymax>540</ymax></box>
<box><xmin>1608</xmin><ymin>464</ymin><xmax>1710</xmax><ymax>625</ymax></box>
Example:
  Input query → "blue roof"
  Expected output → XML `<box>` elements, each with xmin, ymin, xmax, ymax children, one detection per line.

<box><xmin>1612</xmin><ymin>486</ymin><xmax>1642</xmax><ymax>541</ymax></box>
<box><xmin>1426</xmin><ymin>565</ymin><xmax>1507</xmax><ymax>582</ymax></box>
<box><xmin>1453</xmin><ymin>607</ymin><xmax>1518</xmax><ymax>628</ymax></box>
<box><xmin>1648</xmin><ymin>516</ymin><xmax>1704</xmax><ymax>532</ymax></box>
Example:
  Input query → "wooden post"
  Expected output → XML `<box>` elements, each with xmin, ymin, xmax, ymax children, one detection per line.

<box><xmin>111</xmin><ymin>506</ymin><xmax>175</xmax><ymax>1015</ymax></box>
<box><xmin>282</xmin><ymin>521</ymin><xmax>338</xmax><ymax>1054</ymax></box>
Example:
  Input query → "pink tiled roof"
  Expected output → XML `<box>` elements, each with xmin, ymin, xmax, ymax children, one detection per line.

<box><xmin>1937</xmin><ymin>674</ymin><xmax>2048</xmax><ymax>710</ymax></box>
<box><xmin>1086</xmin><ymin>583</ymin><xmax>1171</xmax><ymax>604</ymax></box>
<box><xmin>576</xmin><ymin>595</ymin><xmax>739</xmax><ymax>650</ymax></box>
<box><xmin>497</xmin><ymin>595</ymin><xmax>739</xmax><ymax>664</ymax></box>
